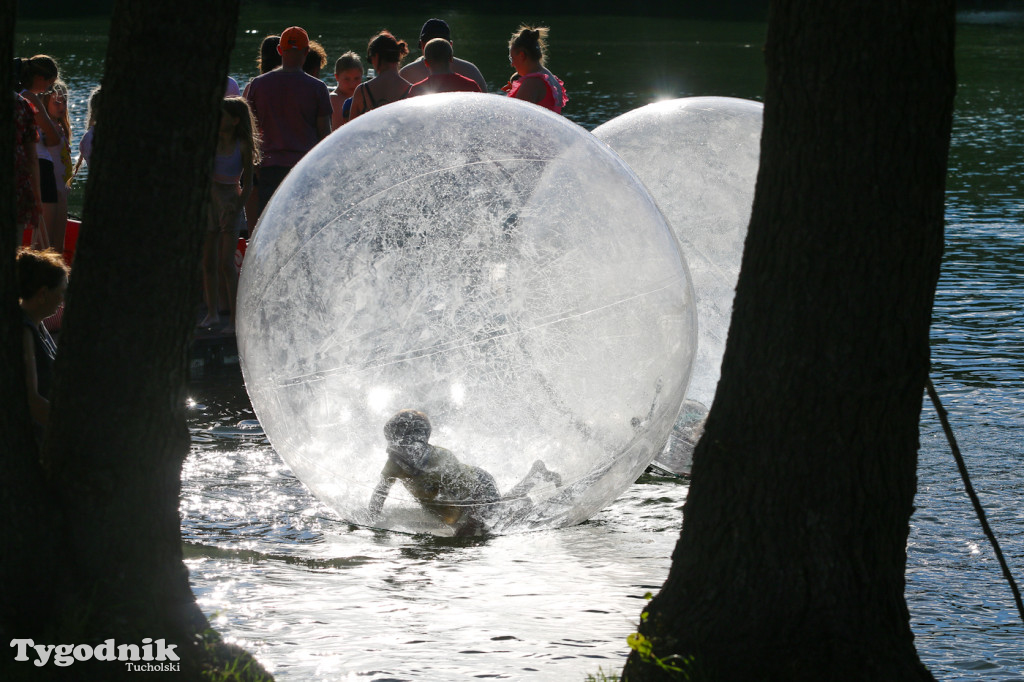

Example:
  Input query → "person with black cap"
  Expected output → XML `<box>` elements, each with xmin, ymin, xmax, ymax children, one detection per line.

<box><xmin>399</xmin><ymin>18</ymin><xmax>487</xmax><ymax>93</ymax></box>
<box><xmin>408</xmin><ymin>39</ymin><xmax>483</xmax><ymax>96</ymax></box>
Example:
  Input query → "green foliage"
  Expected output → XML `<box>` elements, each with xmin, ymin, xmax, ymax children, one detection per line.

<box><xmin>584</xmin><ymin>668</ymin><xmax>620</xmax><ymax>681</ymax></box>
<box><xmin>626</xmin><ymin>632</ymin><xmax>695</xmax><ymax>679</ymax></box>
<box><xmin>199</xmin><ymin>628</ymin><xmax>274</xmax><ymax>682</ymax></box>
<box><xmin>623</xmin><ymin>592</ymin><xmax>698</xmax><ymax>681</ymax></box>
<box><xmin>202</xmin><ymin>655</ymin><xmax>272</xmax><ymax>682</ymax></box>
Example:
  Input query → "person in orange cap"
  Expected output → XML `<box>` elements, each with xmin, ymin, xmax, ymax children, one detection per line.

<box><xmin>244</xmin><ymin>26</ymin><xmax>332</xmax><ymax>222</ymax></box>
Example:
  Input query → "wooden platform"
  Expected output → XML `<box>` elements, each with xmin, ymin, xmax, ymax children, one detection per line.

<box><xmin>190</xmin><ymin>325</ymin><xmax>242</xmax><ymax>383</ymax></box>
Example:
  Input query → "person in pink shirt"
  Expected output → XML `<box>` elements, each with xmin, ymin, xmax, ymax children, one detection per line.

<box><xmin>245</xmin><ymin>26</ymin><xmax>331</xmax><ymax>217</ymax></box>
<box><xmin>14</xmin><ymin>93</ymin><xmax>41</xmax><ymax>248</ymax></box>
<box><xmin>408</xmin><ymin>39</ymin><xmax>482</xmax><ymax>97</ymax></box>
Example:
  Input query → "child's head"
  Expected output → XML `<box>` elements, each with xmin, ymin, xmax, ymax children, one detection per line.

<box><xmin>17</xmin><ymin>246</ymin><xmax>69</xmax><ymax>302</ymax></box>
<box><xmin>304</xmin><ymin>40</ymin><xmax>328</xmax><ymax>77</ymax></box>
<box><xmin>43</xmin><ymin>80</ymin><xmax>67</xmax><ymax>113</ymax></box>
<box><xmin>384</xmin><ymin>409</ymin><xmax>431</xmax><ymax>445</ymax></box>
<box><xmin>257</xmin><ymin>34</ymin><xmax>282</xmax><ymax>74</ymax></box>
<box><xmin>42</xmin><ymin>80</ymin><xmax>70</xmax><ymax>138</ymax></box>
<box><xmin>85</xmin><ymin>86</ymin><xmax>101</xmax><ymax>128</ymax></box>
<box><xmin>16</xmin><ymin>54</ymin><xmax>59</xmax><ymax>92</ymax></box>
<box><xmin>333</xmin><ymin>51</ymin><xmax>363</xmax><ymax>96</ymax></box>
<box><xmin>221</xmin><ymin>97</ymin><xmax>262</xmax><ymax>165</ymax></box>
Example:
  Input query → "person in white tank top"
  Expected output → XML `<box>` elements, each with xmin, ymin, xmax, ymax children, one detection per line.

<box><xmin>41</xmin><ymin>82</ymin><xmax>72</xmax><ymax>254</ymax></box>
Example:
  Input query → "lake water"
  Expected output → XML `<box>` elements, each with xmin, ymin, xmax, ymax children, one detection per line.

<box><xmin>17</xmin><ymin>8</ymin><xmax>1024</xmax><ymax>680</ymax></box>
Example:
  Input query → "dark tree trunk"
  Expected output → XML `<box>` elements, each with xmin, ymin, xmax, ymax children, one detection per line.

<box><xmin>624</xmin><ymin>2</ymin><xmax>955</xmax><ymax>680</ymax></box>
<box><xmin>2</xmin><ymin>3</ymin><xmax>268</xmax><ymax>679</ymax></box>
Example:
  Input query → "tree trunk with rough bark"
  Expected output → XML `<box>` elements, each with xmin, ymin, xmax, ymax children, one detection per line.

<box><xmin>2</xmin><ymin>3</ymin><xmax>269</xmax><ymax>679</ymax></box>
<box><xmin>623</xmin><ymin>2</ymin><xmax>955</xmax><ymax>680</ymax></box>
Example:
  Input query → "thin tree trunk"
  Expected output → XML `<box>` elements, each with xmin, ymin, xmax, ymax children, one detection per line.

<box><xmin>624</xmin><ymin>2</ymin><xmax>955</xmax><ymax>680</ymax></box>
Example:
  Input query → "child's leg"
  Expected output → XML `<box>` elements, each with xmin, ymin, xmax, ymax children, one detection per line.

<box><xmin>199</xmin><ymin>230</ymin><xmax>220</xmax><ymax>328</ymax></box>
<box><xmin>218</xmin><ymin>228</ymin><xmax>239</xmax><ymax>333</ymax></box>
<box><xmin>504</xmin><ymin>460</ymin><xmax>562</xmax><ymax>500</ymax></box>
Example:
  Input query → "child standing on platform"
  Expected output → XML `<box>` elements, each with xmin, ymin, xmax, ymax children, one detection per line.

<box><xmin>73</xmin><ymin>85</ymin><xmax>101</xmax><ymax>178</ymax></box>
<box><xmin>200</xmin><ymin>97</ymin><xmax>261</xmax><ymax>334</ymax></box>
<box><xmin>330</xmin><ymin>51</ymin><xmax>363</xmax><ymax>129</ymax></box>
<box><xmin>42</xmin><ymin>81</ymin><xmax>72</xmax><ymax>252</ymax></box>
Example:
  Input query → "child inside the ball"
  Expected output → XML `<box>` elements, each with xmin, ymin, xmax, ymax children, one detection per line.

<box><xmin>368</xmin><ymin>409</ymin><xmax>562</xmax><ymax>536</ymax></box>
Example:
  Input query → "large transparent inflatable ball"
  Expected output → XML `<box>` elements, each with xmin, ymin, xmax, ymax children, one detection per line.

<box><xmin>593</xmin><ymin>96</ymin><xmax>762</xmax><ymax>473</ymax></box>
<box><xmin>237</xmin><ymin>94</ymin><xmax>697</xmax><ymax>535</ymax></box>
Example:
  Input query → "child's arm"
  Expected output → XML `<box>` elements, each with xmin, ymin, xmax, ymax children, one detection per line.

<box><xmin>237</xmin><ymin>143</ymin><xmax>255</xmax><ymax>216</ymax></box>
<box><xmin>330</xmin><ymin>92</ymin><xmax>345</xmax><ymax>130</ymax></box>
<box><xmin>368</xmin><ymin>474</ymin><xmax>394</xmax><ymax>519</ymax></box>
<box><xmin>26</xmin><ymin>142</ymin><xmax>48</xmax><ymax>246</ymax></box>
<box><xmin>23</xmin><ymin>327</ymin><xmax>50</xmax><ymax>426</ymax></box>
<box><xmin>348</xmin><ymin>84</ymin><xmax>366</xmax><ymax>121</ymax></box>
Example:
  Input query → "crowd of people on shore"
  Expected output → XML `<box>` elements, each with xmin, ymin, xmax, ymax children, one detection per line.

<box><xmin>13</xmin><ymin>18</ymin><xmax>567</xmax><ymax>433</ymax></box>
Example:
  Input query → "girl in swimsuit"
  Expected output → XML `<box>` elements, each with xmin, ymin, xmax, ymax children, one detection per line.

<box><xmin>504</xmin><ymin>26</ymin><xmax>568</xmax><ymax>114</ymax></box>
<box><xmin>348</xmin><ymin>31</ymin><xmax>413</xmax><ymax>121</ymax></box>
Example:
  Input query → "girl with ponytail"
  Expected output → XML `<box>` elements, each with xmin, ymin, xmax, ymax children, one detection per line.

<box><xmin>504</xmin><ymin>26</ymin><xmax>568</xmax><ymax>114</ymax></box>
<box><xmin>349</xmin><ymin>31</ymin><xmax>412</xmax><ymax>121</ymax></box>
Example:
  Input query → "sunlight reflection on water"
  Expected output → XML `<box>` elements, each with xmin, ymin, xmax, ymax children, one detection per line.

<box><xmin>183</xmin><ymin>423</ymin><xmax>686</xmax><ymax>679</ymax></box>
<box><xmin>180</xmin><ymin>121</ymin><xmax>1024</xmax><ymax>682</ymax></box>
<box><xmin>182</xmin><ymin>186</ymin><xmax>1024</xmax><ymax>678</ymax></box>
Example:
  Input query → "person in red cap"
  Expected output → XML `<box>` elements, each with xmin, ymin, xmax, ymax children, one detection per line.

<box><xmin>408</xmin><ymin>39</ymin><xmax>482</xmax><ymax>97</ymax></box>
<box><xmin>245</xmin><ymin>26</ymin><xmax>332</xmax><ymax>222</ymax></box>
<box><xmin>400</xmin><ymin>18</ymin><xmax>487</xmax><ymax>92</ymax></box>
